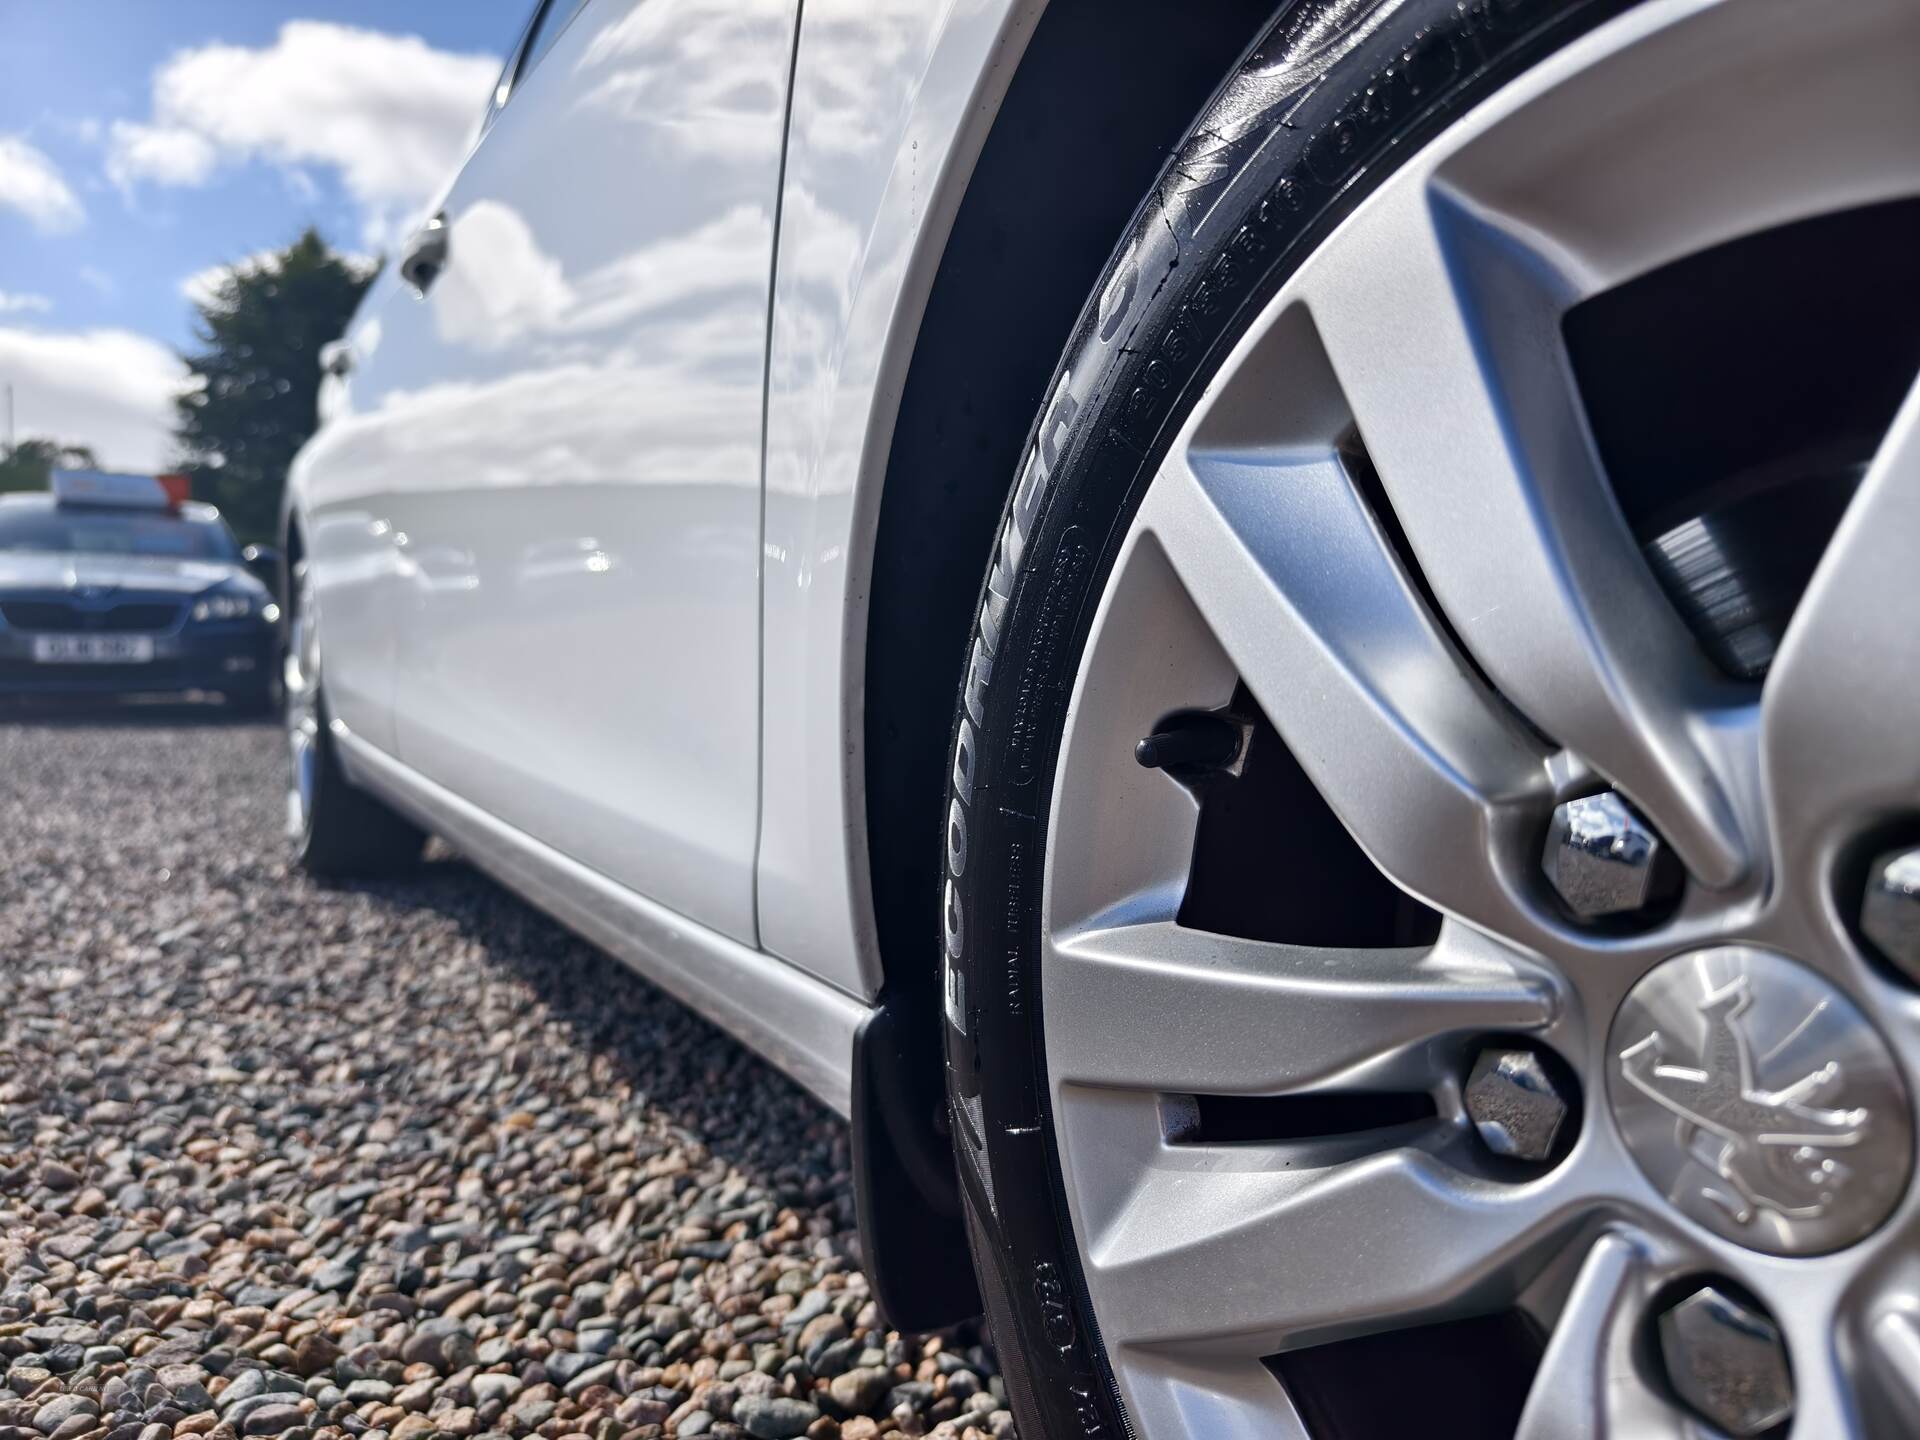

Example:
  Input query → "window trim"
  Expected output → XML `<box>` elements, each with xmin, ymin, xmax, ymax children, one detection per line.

<box><xmin>514</xmin><ymin>0</ymin><xmax>591</xmax><ymax>88</ymax></box>
<box><xmin>483</xmin><ymin>0</ymin><xmax>555</xmax><ymax>129</ymax></box>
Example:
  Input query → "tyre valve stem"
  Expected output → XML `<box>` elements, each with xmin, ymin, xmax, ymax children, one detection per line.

<box><xmin>1134</xmin><ymin>712</ymin><xmax>1244</xmax><ymax>773</ymax></box>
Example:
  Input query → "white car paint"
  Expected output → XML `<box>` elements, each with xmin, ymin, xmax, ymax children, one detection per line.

<box><xmin>289</xmin><ymin>0</ymin><xmax>1042</xmax><ymax>1110</ymax></box>
<box><xmin>757</xmin><ymin>0</ymin><xmax>1042</xmax><ymax>996</ymax></box>
<box><xmin>291</xmin><ymin>365</ymin><xmax>411</xmax><ymax>756</ymax></box>
<box><xmin>303</xmin><ymin>0</ymin><xmax>795</xmax><ymax>949</ymax></box>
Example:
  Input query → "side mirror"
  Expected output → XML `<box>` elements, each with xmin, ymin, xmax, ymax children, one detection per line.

<box><xmin>242</xmin><ymin>543</ymin><xmax>284</xmax><ymax>598</ymax></box>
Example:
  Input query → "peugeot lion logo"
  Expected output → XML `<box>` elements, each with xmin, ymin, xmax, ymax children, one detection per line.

<box><xmin>1618</xmin><ymin>975</ymin><xmax>1866</xmax><ymax>1224</ymax></box>
<box><xmin>1608</xmin><ymin>946</ymin><xmax>1912</xmax><ymax>1256</ymax></box>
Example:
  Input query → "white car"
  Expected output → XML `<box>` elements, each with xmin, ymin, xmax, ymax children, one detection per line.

<box><xmin>284</xmin><ymin>0</ymin><xmax>1920</xmax><ymax>1435</ymax></box>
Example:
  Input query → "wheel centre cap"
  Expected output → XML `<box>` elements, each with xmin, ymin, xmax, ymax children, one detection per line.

<box><xmin>1608</xmin><ymin>946</ymin><xmax>1914</xmax><ymax>1256</ymax></box>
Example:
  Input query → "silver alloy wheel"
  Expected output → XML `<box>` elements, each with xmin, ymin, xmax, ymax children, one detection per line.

<box><xmin>1040</xmin><ymin>0</ymin><xmax>1920</xmax><ymax>1435</ymax></box>
<box><xmin>283</xmin><ymin>559</ymin><xmax>321</xmax><ymax>838</ymax></box>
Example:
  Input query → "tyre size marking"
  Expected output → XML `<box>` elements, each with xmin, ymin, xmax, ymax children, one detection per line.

<box><xmin>1068</xmin><ymin>1383</ymin><xmax>1112</xmax><ymax>1439</ymax></box>
<box><xmin>1004</xmin><ymin>835</ymin><xmax>1026</xmax><ymax>1017</ymax></box>
<box><xmin>1034</xmin><ymin>1264</ymin><xmax>1115</xmax><ymax>1437</ymax></box>
<box><xmin>1032</xmin><ymin>1259</ymin><xmax>1078</xmax><ymax>1358</ymax></box>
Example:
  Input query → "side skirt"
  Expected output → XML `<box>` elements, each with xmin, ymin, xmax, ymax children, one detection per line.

<box><xmin>337</xmin><ymin>732</ymin><xmax>868</xmax><ymax>1118</ymax></box>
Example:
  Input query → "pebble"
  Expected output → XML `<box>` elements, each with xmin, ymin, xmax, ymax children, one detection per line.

<box><xmin>466</xmin><ymin>1378</ymin><xmax>519</xmax><ymax>1408</ymax></box>
<box><xmin>32</xmin><ymin>1398</ymin><xmax>97</xmax><ymax>1436</ymax></box>
<box><xmin>0</xmin><ymin>717</ymin><xmax>1019</xmax><ymax>1440</ymax></box>
<box><xmin>735</xmin><ymin>1396</ymin><xmax>823</xmax><ymax>1439</ymax></box>
<box><xmin>238</xmin><ymin>1408</ymin><xmax>303</xmax><ymax>1438</ymax></box>
<box><xmin>827</xmin><ymin>1370</ymin><xmax>893</xmax><ymax>1417</ymax></box>
<box><xmin>216</xmin><ymin>1375</ymin><xmax>268</xmax><ymax>1414</ymax></box>
<box><xmin>291</xmin><ymin>1340</ymin><xmax>338</xmax><ymax>1381</ymax></box>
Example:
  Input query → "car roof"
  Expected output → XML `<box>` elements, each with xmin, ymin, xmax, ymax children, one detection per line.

<box><xmin>0</xmin><ymin>492</ymin><xmax>226</xmax><ymax>525</ymax></box>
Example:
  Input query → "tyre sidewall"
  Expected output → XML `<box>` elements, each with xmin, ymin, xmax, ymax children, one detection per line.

<box><xmin>938</xmin><ymin>1</ymin><xmax>1640</xmax><ymax>1434</ymax></box>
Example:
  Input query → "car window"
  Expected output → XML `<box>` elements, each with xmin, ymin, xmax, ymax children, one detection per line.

<box><xmin>518</xmin><ymin>0</ymin><xmax>590</xmax><ymax>82</ymax></box>
<box><xmin>0</xmin><ymin>508</ymin><xmax>239</xmax><ymax>561</ymax></box>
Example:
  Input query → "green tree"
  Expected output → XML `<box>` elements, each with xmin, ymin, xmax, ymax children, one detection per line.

<box><xmin>0</xmin><ymin>438</ymin><xmax>99</xmax><ymax>494</ymax></box>
<box><xmin>175</xmin><ymin>229</ymin><xmax>375</xmax><ymax>542</ymax></box>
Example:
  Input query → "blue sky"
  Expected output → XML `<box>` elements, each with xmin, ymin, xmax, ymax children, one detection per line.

<box><xmin>1</xmin><ymin>0</ymin><xmax>530</xmax><ymax>468</ymax></box>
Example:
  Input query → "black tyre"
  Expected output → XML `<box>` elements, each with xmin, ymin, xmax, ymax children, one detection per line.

<box><xmin>940</xmin><ymin>1</ymin><xmax>1645</xmax><ymax>1435</ymax></box>
<box><xmin>284</xmin><ymin>558</ymin><xmax>424</xmax><ymax>879</ymax></box>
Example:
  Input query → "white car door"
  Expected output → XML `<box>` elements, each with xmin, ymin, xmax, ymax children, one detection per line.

<box><xmin>352</xmin><ymin>0</ymin><xmax>796</xmax><ymax>944</ymax></box>
<box><xmin>293</xmin><ymin>280</ymin><xmax>420</xmax><ymax>756</ymax></box>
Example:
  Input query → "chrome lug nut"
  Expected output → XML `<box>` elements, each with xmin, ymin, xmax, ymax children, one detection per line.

<box><xmin>1542</xmin><ymin>790</ymin><xmax>1674</xmax><ymax>919</ymax></box>
<box><xmin>1657</xmin><ymin>1286</ymin><xmax>1793</xmax><ymax>1437</ymax></box>
<box><xmin>1862</xmin><ymin>845</ymin><xmax>1920</xmax><ymax>983</ymax></box>
<box><xmin>1464</xmin><ymin>1048</ymin><xmax>1568</xmax><ymax>1162</ymax></box>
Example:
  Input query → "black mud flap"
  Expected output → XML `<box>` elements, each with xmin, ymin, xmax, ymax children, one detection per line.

<box><xmin>852</xmin><ymin>1001</ymin><xmax>982</xmax><ymax>1331</ymax></box>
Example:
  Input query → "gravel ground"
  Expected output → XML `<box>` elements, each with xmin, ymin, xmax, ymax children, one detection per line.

<box><xmin>0</xmin><ymin>711</ymin><xmax>1013</xmax><ymax>1440</ymax></box>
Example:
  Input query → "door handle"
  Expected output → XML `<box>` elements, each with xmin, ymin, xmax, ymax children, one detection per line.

<box><xmin>400</xmin><ymin>211</ymin><xmax>450</xmax><ymax>296</ymax></box>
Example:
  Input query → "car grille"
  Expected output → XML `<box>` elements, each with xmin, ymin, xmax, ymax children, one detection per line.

<box><xmin>0</xmin><ymin>600</ymin><xmax>185</xmax><ymax>632</ymax></box>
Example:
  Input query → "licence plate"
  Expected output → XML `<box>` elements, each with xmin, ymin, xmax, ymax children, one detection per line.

<box><xmin>31</xmin><ymin>634</ymin><xmax>156</xmax><ymax>664</ymax></box>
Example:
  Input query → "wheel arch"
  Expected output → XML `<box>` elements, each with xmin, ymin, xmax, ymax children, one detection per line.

<box><xmin>862</xmin><ymin>0</ymin><xmax>1282</xmax><ymax>1059</ymax></box>
<box><xmin>851</xmin><ymin>0</ymin><xmax>1281</xmax><ymax>1326</ymax></box>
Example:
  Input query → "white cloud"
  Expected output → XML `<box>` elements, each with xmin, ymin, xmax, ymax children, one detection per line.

<box><xmin>105</xmin><ymin>120</ymin><xmax>218</xmax><ymax>190</ymax></box>
<box><xmin>0</xmin><ymin>327</ymin><xmax>189</xmax><ymax>470</ymax></box>
<box><xmin>114</xmin><ymin>21</ymin><xmax>499</xmax><ymax>243</ymax></box>
<box><xmin>578</xmin><ymin>0</ymin><xmax>793</xmax><ymax>164</ymax></box>
<box><xmin>0</xmin><ymin>135</ymin><xmax>84</xmax><ymax>233</ymax></box>
<box><xmin>0</xmin><ymin>292</ymin><xmax>53</xmax><ymax>315</ymax></box>
<box><xmin>430</xmin><ymin>203</ymin><xmax>573</xmax><ymax>349</ymax></box>
<box><xmin>78</xmin><ymin>266</ymin><xmax>116</xmax><ymax>299</ymax></box>
<box><xmin>313</xmin><ymin>341</ymin><xmax>763</xmax><ymax>500</ymax></box>
<box><xmin>428</xmin><ymin>199</ymin><xmax>769</xmax><ymax>352</ymax></box>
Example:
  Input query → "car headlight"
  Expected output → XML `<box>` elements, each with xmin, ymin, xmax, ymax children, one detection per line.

<box><xmin>192</xmin><ymin>593</ymin><xmax>256</xmax><ymax>622</ymax></box>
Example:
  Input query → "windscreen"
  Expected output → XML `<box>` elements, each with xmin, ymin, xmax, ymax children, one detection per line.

<box><xmin>0</xmin><ymin>507</ymin><xmax>239</xmax><ymax>560</ymax></box>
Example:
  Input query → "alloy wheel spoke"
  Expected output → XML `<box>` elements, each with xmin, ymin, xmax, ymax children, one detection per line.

<box><xmin>1075</xmin><ymin>1118</ymin><xmax>1589</xmax><ymax>1357</ymax></box>
<box><xmin>1139</xmin><ymin>443</ymin><xmax>1548</xmax><ymax>936</ymax></box>
<box><xmin>1783</xmin><ymin>1325</ymin><xmax>1867</xmax><ymax>1440</ymax></box>
<box><xmin>1761</xmin><ymin>372</ymin><xmax>1920</xmax><ymax>883</ymax></box>
<box><xmin>1046</xmin><ymin>917</ymin><xmax>1558</xmax><ymax>1095</ymax></box>
<box><xmin>1110</xmin><ymin>1353</ymin><xmax>1316</xmax><ymax>1440</ymax></box>
<box><xmin>1515</xmin><ymin>1234</ymin><xmax>1678</xmax><ymax>1440</ymax></box>
<box><xmin>1291</xmin><ymin>183</ymin><xmax>1750</xmax><ymax>889</ymax></box>
<box><xmin>1865</xmin><ymin>1310</ymin><xmax>1920</xmax><ymax>1433</ymax></box>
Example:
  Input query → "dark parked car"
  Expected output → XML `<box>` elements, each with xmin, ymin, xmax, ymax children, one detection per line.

<box><xmin>0</xmin><ymin>474</ymin><xmax>280</xmax><ymax>709</ymax></box>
